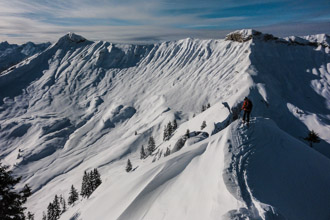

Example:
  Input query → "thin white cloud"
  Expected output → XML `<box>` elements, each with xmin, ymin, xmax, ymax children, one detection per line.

<box><xmin>0</xmin><ymin>0</ymin><xmax>329</xmax><ymax>44</ymax></box>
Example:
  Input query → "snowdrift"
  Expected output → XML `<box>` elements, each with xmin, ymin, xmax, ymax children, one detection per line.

<box><xmin>59</xmin><ymin>118</ymin><xmax>330</xmax><ymax>220</ymax></box>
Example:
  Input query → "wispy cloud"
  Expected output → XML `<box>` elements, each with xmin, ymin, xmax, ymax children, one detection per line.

<box><xmin>0</xmin><ymin>0</ymin><xmax>329</xmax><ymax>44</ymax></box>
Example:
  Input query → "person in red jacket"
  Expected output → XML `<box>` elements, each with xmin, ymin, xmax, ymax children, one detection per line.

<box><xmin>241</xmin><ymin>97</ymin><xmax>253</xmax><ymax>125</ymax></box>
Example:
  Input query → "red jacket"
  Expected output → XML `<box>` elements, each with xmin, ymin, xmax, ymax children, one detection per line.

<box><xmin>242</xmin><ymin>99</ymin><xmax>253</xmax><ymax>111</ymax></box>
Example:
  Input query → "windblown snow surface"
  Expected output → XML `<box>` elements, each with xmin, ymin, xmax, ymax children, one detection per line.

<box><xmin>0</xmin><ymin>30</ymin><xmax>330</xmax><ymax>220</ymax></box>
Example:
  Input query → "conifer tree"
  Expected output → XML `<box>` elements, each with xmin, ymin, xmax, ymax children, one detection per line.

<box><xmin>185</xmin><ymin>129</ymin><xmax>190</xmax><ymax>138</ymax></box>
<box><xmin>42</xmin><ymin>211</ymin><xmax>47</xmax><ymax>220</ymax></box>
<box><xmin>163</xmin><ymin>125</ymin><xmax>168</xmax><ymax>141</ymax></box>
<box><xmin>80</xmin><ymin>171</ymin><xmax>90</xmax><ymax>198</ymax></box>
<box><xmin>59</xmin><ymin>195</ymin><xmax>66</xmax><ymax>213</ymax></box>
<box><xmin>21</xmin><ymin>184</ymin><xmax>32</xmax><ymax>203</ymax></box>
<box><xmin>0</xmin><ymin>162</ymin><xmax>31</xmax><ymax>220</ymax></box>
<box><xmin>68</xmin><ymin>185</ymin><xmax>79</xmax><ymax>205</ymax></box>
<box><xmin>126</xmin><ymin>159</ymin><xmax>132</xmax><ymax>172</ymax></box>
<box><xmin>26</xmin><ymin>211</ymin><xmax>34</xmax><ymax>220</ymax></box>
<box><xmin>202</xmin><ymin>105</ymin><xmax>206</xmax><ymax>112</ymax></box>
<box><xmin>89</xmin><ymin>171</ymin><xmax>96</xmax><ymax>192</ymax></box>
<box><xmin>148</xmin><ymin>136</ymin><xmax>156</xmax><ymax>153</ymax></box>
<box><xmin>207</xmin><ymin>103</ymin><xmax>211</xmax><ymax>108</ymax></box>
<box><xmin>47</xmin><ymin>202</ymin><xmax>54</xmax><ymax>220</ymax></box>
<box><xmin>164</xmin><ymin>147</ymin><xmax>171</xmax><ymax>157</ymax></box>
<box><xmin>201</xmin><ymin>121</ymin><xmax>207</xmax><ymax>130</ymax></box>
<box><xmin>52</xmin><ymin>194</ymin><xmax>61</xmax><ymax>219</ymax></box>
<box><xmin>140</xmin><ymin>145</ymin><xmax>146</xmax><ymax>159</ymax></box>
<box><xmin>175</xmin><ymin>138</ymin><xmax>186</xmax><ymax>151</ymax></box>
<box><xmin>168</xmin><ymin>121</ymin><xmax>173</xmax><ymax>135</ymax></box>
<box><xmin>304</xmin><ymin>130</ymin><xmax>321</xmax><ymax>148</ymax></box>
<box><xmin>173</xmin><ymin>119</ymin><xmax>178</xmax><ymax>130</ymax></box>
<box><xmin>163</xmin><ymin>122</ymin><xmax>173</xmax><ymax>141</ymax></box>
<box><xmin>92</xmin><ymin>168</ymin><xmax>102</xmax><ymax>190</ymax></box>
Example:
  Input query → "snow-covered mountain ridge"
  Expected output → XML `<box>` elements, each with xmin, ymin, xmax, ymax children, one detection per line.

<box><xmin>0</xmin><ymin>29</ymin><xmax>329</xmax><ymax>219</ymax></box>
<box><xmin>0</xmin><ymin>41</ymin><xmax>51</xmax><ymax>73</ymax></box>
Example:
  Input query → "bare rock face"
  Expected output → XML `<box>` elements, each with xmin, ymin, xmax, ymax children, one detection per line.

<box><xmin>225</xmin><ymin>29</ymin><xmax>262</xmax><ymax>42</ymax></box>
<box><xmin>225</xmin><ymin>29</ymin><xmax>280</xmax><ymax>43</ymax></box>
<box><xmin>226</xmin><ymin>29</ymin><xmax>329</xmax><ymax>48</ymax></box>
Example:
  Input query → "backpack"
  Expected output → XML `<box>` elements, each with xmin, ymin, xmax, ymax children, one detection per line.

<box><xmin>246</xmin><ymin>100</ymin><xmax>253</xmax><ymax>111</ymax></box>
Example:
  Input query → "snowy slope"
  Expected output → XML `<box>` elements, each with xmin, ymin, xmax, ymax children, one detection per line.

<box><xmin>0</xmin><ymin>30</ymin><xmax>329</xmax><ymax>220</ymax></box>
<box><xmin>57</xmin><ymin>117</ymin><xmax>330</xmax><ymax>220</ymax></box>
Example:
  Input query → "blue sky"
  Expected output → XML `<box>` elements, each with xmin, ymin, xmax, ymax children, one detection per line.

<box><xmin>0</xmin><ymin>0</ymin><xmax>329</xmax><ymax>44</ymax></box>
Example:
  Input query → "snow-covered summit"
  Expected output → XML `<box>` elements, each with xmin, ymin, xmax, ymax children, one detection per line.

<box><xmin>225</xmin><ymin>29</ymin><xmax>259</xmax><ymax>42</ymax></box>
<box><xmin>55</xmin><ymin>32</ymin><xmax>88</xmax><ymax>46</ymax></box>
<box><xmin>225</xmin><ymin>29</ymin><xmax>282</xmax><ymax>43</ymax></box>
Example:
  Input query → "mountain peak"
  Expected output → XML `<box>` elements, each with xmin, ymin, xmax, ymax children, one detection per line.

<box><xmin>225</xmin><ymin>29</ymin><xmax>280</xmax><ymax>43</ymax></box>
<box><xmin>56</xmin><ymin>32</ymin><xmax>87</xmax><ymax>45</ymax></box>
<box><xmin>225</xmin><ymin>29</ymin><xmax>262</xmax><ymax>42</ymax></box>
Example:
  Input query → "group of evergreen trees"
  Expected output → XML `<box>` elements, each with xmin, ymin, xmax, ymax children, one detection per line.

<box><xmin>0</xmin><ymin>162</ymin><xmax>32</xmax><ymax>220</ymax></box>
<box><xmin>163</xmin><ymin>120</ymin><xmax>177</xmax><ymax>141</ymax></box>
<box><xmin>128</xmin><ymin>135</ymin><xmax>161</xmax><ymax>172</ymax></box>
<box><xmin>139</xmin><ymin>136</ymin><xmax>156</xmax><ymax>161</ymax></box>
<box><xmin>45</xmin><ymin>194</ymin><xmax>66</xmax><ymax>220</ymax></box>
<box><xmin>81</xmin><ymin>169</ymin><xmax>102</xmax><ymax>198</ymax></box>
<box><xmin>201</xmin><ymin>103</ymin><xmax>211</xmax><ymax>112</ymax></box>
<box><xmin>42</xmin><ymin>168</ymin><xmax>101</xmax><ymax>220</ymax></box>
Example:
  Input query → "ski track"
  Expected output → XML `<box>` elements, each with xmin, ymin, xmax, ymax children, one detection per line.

<box><xmin>223</xmin><ymin>119</ymin><xmax>282</xmax><ymax>220</ymax></box>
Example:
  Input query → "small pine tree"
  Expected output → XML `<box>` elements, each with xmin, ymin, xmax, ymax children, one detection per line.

<box><xmin>80</xmin><ymin>171</ymin><xmax>90</xmax><ymax>198</ymax></box>
<box><xmin>304</xmin><ymin>130</ymin><xmax>321</xmax><ymax>148</ymax></box>
<box><xmin>163</xmin><ymin>125</ymin><xmax>168</xmax><ymax>141</ymax></box>
<box><xmin>140</xmin><ymin>145</ymin><xmax>146</xmax><ymax>159</ymax></box>
<box><xmin>135</xmin><ymin>131</ymin><xmax>137</xmax><ymax>135</ymax></box>
<box><xmin>59</xmin><ymin>195</ymin><xmax>66</xmax><ymax>213</ymax></box>
<box><xmin>52</xmin><ymin>194</ymin><xmax>61</xmax><ymax>219</ymax></box>
<box><xmin>164</xmin><ymin>147</ymin><xmax>171</xmax><ymax>157</ymax></box>
<box><xmin>185</xmin><ymin>129</ymin><xmax>190</xmax><ymax>138</ymax></box>
<box><xmin>126</xmin><ymin>159</ymin><xmax>132</xmax><ymax>172</ymax></box>
<box><xmin>26</xmin><ymin>211</ymin><xmax>34</xmax><ymax>220</ymax></box>
<box><xmin>163</xmin><ymin>122</ymin><xmax>173</xmax><ymax>141</ymax></box>
<box><xmin>207</xmin><ymin>103</ymin><xmax>211</xmax><ymax>108</ymax></box>
<box><xmin>175</xmin><ymin>138</ymin><xmax>186</xmax><ymax>151</ymax></box>
<box><xmin>172</xmin><ymin>119</ymin><xmax>178</xmax><ymax>130</ymax></box>
<box><xmin>89</xmin><ymin>171</ymin><xmax>96</xmax><ymax>192</ymax></box>
<box><xmin>47</xmin><ymin>202</ymin><xmax>54</xmax><ymax>220</ymax></box>
<box><xmin>68</xmin><ymin>185</ymin><xmax>79</xmax><ymax>205</ymax></box>
<box><xmin>21</xmin><ymin>184</ymin><xmax>32</xmax><ymax>203</ymax></box>
<box><xmin>202</xmin><ymin>105</ymin><xmax>206</xmax><ymax>112</ymax></box>
<box><xmin>168</xmin><ymin>122</ymin><xmax>173</xmax><ymax>137</ymax></box>
<box><xmin>193</xmin><ymin>113</ymin><xmax>196</xmax><ymax>118</ymax></box>
<box><xmin>93</xmin><ymin>168</ymin><xmax>102</xmax><ymax>190</ymax></box>
<box><xmin>42</xmin><ymin>211</ymin><xmax>47</xmax><ymax>220</ymax></box>
<box><xmin>201</xmin><ymin>121</ymin><xmax>207</xmax><ymax>130</ymax></box>
<box><xmin>147</xmin><ymin>136</ymin><xmax>156</xmax><ymax>153</ymax></box>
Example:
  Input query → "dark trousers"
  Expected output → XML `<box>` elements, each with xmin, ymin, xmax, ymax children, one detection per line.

<box><xmin>243</xmin><ymin>110</ymin><xmax>251</xmax><ymax>123</ymax></box>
